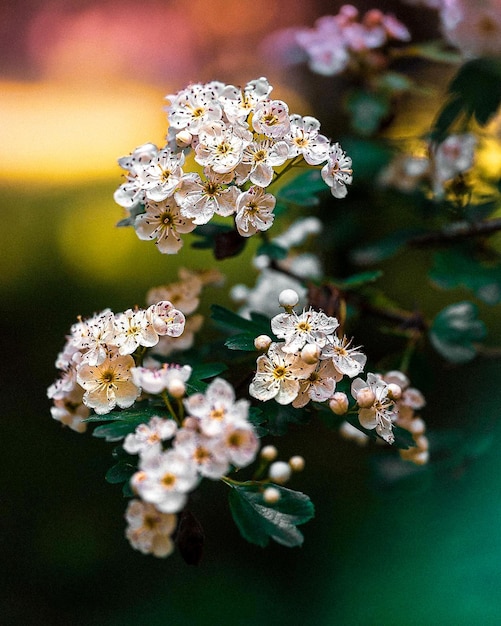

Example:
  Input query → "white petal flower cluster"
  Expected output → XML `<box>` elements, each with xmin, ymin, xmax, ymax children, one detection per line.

<box><xmin>114</xmin><ymin>77</ymin><xmax>351</xmax><ymax>251</ymax></box>
<box><xmin>47</xmin><ymin>300</ymin><xmax>186</xmax><ymax>421</ymax></box>
<box><xmin>249</xmin><ymin>291</ymin><xmax>367</xmax><ymax>409</ymax></box>
<box><xmin>295</xmin><ymin>5</ymin><xmax>411</xmax><ymax>77</ymax></box>
<box><xmin>129</xmin><ymin>378</ymin><xmax>259</xmax><ymax>518</ymax></box>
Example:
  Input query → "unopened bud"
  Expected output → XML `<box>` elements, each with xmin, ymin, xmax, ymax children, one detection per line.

<box><xmin>408</xmin><ymin>417</ymin><xmax>426</xmax><ymax>436</ymax></box>
<box><xmin>356</xmin><ymin>386</ymin><xmax>376</xmax><ymax>409</ymax></box>
<box><xmin>387</xmin><ymin>383</ymin><xmax>402</xmax><ymax>401</ymax></box>
<box><xmin>289</xmin><ymin>455</ymin><xmax>305</xmax><ymax>472</ymax></box>
<box><xmin>254</xmin><ymin>334</ymin><xmax>272</xmax><ymax>351</ymax></box>
<box><xmin>176</xmin><ymin>130</ymin><xmax>193</xmax><ymax>148</ymax></box>
<box><xmin>260</xmin><ymin>445</ymin><xmax>278</xmax><ymax>462</ymax></box>
<box><xmin>263</xmin><ymin>486</ymin><xmax>281</xmax><ymax>504</ymax></box>
<box><xmin>301</xmin><ymin>343</ymin><xmax>320</xmax><ymax>364</ymax></box>
<box><xmin>167</xmin><ymin>378</ymin><xmax>186</xmax><ymax>398</ymax></box>
<box><xmin>329</xmin><ymin>392</ymin><xmax>349</xmax><ymax>415</ymax></box>
<box><xmin>278</xmin><ymin>289</ymin><xmax>299</xmax><ymax>309</ymax></box>
<box><xmin>269</xmin><ymin>461</ymin><xmax>292</xmax><ymax>484</ymax></box>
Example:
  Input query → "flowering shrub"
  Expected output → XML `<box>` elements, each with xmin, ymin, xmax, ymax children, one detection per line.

<box><xmin>49</xmin><ymin>3</ymin><xmax>501</xmax><ymax>563</ymax></box>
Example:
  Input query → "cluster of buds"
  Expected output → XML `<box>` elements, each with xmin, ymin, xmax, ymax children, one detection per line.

<box><xmin>47</xmin><ymin>300</ymin><xmax>186</xmax><ymax>425</ymax></box>
<box><xmin>114</xmin><ymin>77</ymin><xmax>352</xmax><ymax>253</ymax></box>
<box><xmin>258</xmin><ymin>445</ymin><xmax>305</xmax><ymax>504</ymax></box>
<box><xmin>294</xmin><ymin>4</ymin><xmax>410</xmax><ymax>76</ymax></box>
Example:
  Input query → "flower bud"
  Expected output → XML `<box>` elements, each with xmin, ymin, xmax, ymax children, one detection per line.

<box><xmin>269</xmin><ymin>461</ymin><xmax>292</xmax><ymax>484</ymax></box>
<box><xmin>356</xmin><ymin>386</ymin><xmax>376</xmax><ymax>409</ymax></box>
<box><xmin>263</xmin><ymin>486</ymin><xmax>281</xmax><ymax>504</ymax></box>
<box><xmin>167</xmin><ymin>378</ymin><xmax>186</xmax><ymax>398</ymax></box>
<box><xmin>386</xmin><ymin>383</ymin><xmax>402</xmax><ymax>401</ymax></box>
<box><xmin>408</xmin><ymin>417</ymin><xmax>426</xmax><ymax>436</ymax></box>
<box><xmin>329</xmin><ymin>392</ymin><xmax>349</xmax><ymax>415</ymax></box>
<box><xmin>300</xmin><ymin>343</ymin><xmax>320</xmax><ymax>364</ymax></box>
<box><xmin>278</xmin><ymin>289</ymin><xmax>299</xmax><ymax>309</ymax></box>
<box><xmin>254</xmin><ymin>334</ymin><xmax>272</xmax><ymax>351</ymax></box>
<box><xmin>260</xmin><ymin>445</ymin><xmax>278</xmax><ymax>462</ymax></box>
<box><xmin>289</xmin><ymin>455</ymin><xmax>305</xmax><ymax>472</ymax></box>
<box><xmin>175</xmin><ymin>130</ymin><xmax>193</xmax><ymax>148</ymax></box>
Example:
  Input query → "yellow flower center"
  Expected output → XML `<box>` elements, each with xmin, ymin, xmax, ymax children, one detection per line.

<box><xmin>161</xmin><ymin>472</ymin><xmax>177</xmax><ymax>488</ymax></box>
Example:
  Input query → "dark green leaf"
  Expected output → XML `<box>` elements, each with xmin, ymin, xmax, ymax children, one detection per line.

<box><xmin>247</xmin><ymin>407</ymin><xmax>269</xmax><ymax>437</ymax></box>
<box><xmin>351</xmin><ymin>228</ymin><xmax>425</xmax><ymax>265</ymax></box>
<box><xmin>92</xmin><ymin>416</ymin><xmax>150</xmax><ymax>441</ymax></box>
<box><xmin>257</xmin><ymin>402</ymin><xmax>310</xmax><ymax>436</ymax></box>
<box><xmin>116</xmin><ymin>203</ymin><xmax>145</xmax><ymax>228</ymax></box>
<box><xmin>256</xmin><ymin>241</ymin><xmax>288</xmax><ymax>260</ymax></box>
<box><xmin>225</xmin><ymin>333</ymin><xmax>258</xmax><ymax>351</ymax></box>
<box><xmin>186</xmin><ymin>361</ymin><xmax>228</xmax><ymax>392</ymax></box>
<box><xmin>190</xmin><ymin>223</ymin><xmax>233</xmax><ymax>249</ymax></box>
<box><xmin>346</xmin><ymin>90</ymin><xmax>390</xmax><ymax>136</ymax></box>
<box><xmin>84</xmin><ymin>405</ymin><xmax>165</xmax><ymax>424</ymax></box>
<box><xmin>339</xmin><ymin>138</ymin><xmax>392</xmax><ymax>181</ymax></box>
<box><xmin>105</xmin><ymin>460</ymin><xmax>137</xmax><ymax>484</ymax></box>
<box><xmin>430</xmin><ymin>249</ymin><xmax>501</xmax><ymax>304</ymax></box>
<box><xmin>430</xmin><ymin>301</ymin><xmax>487</xmax><ymax>363</ymax></box>
<box><xmin>411</xmin><ymin>41</ymin><xmax>462</xmax><ymax>64</ymax></box>
<box><xmin>228</xmin><ymin>482</ymin><xmax>314</xmax><ymax>548</ymax></box>
<box><xmin>275</xmin><ymin>169</ymin><xmax>327</xmax><ymax>212</ymax></box>
<box><xmin>211</xmin><ymin>305</ymin><xmax>271</xmax><ymax>336</ymax></box>
<box><xmin>332</xmin><ymin>270</ymin><xmax>383</xmax><ymax>290</ymax></box>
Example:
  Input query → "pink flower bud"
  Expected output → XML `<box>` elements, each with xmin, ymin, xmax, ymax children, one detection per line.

<box><xmin>355</xmin><ymin>386</ymin><xmax>375</xmax><ymax>408</ymax></box>
<box><xmin>329</xmin><ymin>392</ymin><xmax>349</xmax><ymax>415</ymax></box>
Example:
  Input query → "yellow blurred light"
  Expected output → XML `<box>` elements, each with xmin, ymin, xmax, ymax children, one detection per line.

<box><xmin>0</xmin><ymin>80</ymin><xmax>167</xmax><ymax>185</ymax></box>
<box><xmin>477</xmin><ymin>136</ymin><xmax>501</xmax><ymax>179</ymax></box>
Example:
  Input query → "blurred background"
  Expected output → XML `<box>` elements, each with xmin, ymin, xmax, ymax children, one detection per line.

<box><xmin>2</xmin><ymin>1</ymin><xmax>501</xmax><ymax>624</ymax></box>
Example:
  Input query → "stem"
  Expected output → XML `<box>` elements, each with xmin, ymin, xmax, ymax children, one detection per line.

<box><xmin>408</xmin><ymin>218</ymin><xmax>501</xmax><ymax>248</ymax></box>
<box><xmin>162</xmin><ymin>390</ymin><xmax>180</xmax><ymax>424</ymax></box>
<box><xmin>268</xmin><ymin>155</ymin><xmax>305</xmax><ymax>190</ymax></box>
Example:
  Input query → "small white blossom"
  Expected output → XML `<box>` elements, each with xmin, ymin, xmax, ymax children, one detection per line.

<box><xmin>252</xmin><ymin>99</ymin><xmax>291</xmax><ymax>138</ymax></box>
<box><xmin>123</xmin><ymin>416</ymin><xmax>178</xmax><ymax>455</ymax></box>
<box><xmin>321</xmin><ymin>143</ymin><xmax>353</xmax><ymax>198</ymax></box>
<box><xmin>130</xmin><ymin>363</ymin><xmax>192</xmax><ymax>395</ymax></box>
<box><xmin>351</xmin><ymin>373</ymin><xmax>397</xmax><ymax>444</ymax></box>
<box><xmin>134</xmin><ymin>198</ymin><xmax>197</xmax><ymax>254</ymax></box>
<box><xmin>286</xmin><ymin>114</ymin><xmax>330</xmax><ymax>165</ymax></box>
<box><xmin>322</xmin><ymin>335</ymin><xmax>367</xmax><ymax>377</ymax></box>
<box><xmin>195</xmin><ymin>121</ymin><xmax>250</xmax><ymax>173</ymax></box>
<box><xmin>271</xmin><ymin>307</ymin><xmax>339</xmax><ymax>353</ymax></box>
<box><xmin>135</xmin><ymin>148</ymin><xmax>185</xmax><ymax>202</ymax></box>
<box><xmin>125</xmin><ymin>499</ymin><xmax>177</xmax><ymax>558</ymax></box>
<box><xmin>235</xmin><ymin>186</ymin><xmax>276</xmax><ymax>237</ymax></box>
<box><xmin>113</xmin><ymin>308</ymin><xmax>159</xmax><ymax>356</ymax></box>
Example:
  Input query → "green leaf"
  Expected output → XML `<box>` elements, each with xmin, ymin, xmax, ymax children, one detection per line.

<box><xmin>429</xmin><ymin>301</ymin><xmax>487</xmax><ymax>363</ymax></box>
<box><xmin>275</xmin><ymin>169</ymin><xmax>327</xmax><ymax>212</ymax></box>
<box><xmin>431</xmin><ymin>56</ymin><xmax>501</xmax><ymax>141</ymax></box>
<box><xmin>430</xmin><ymin>249</ymin><xmax>501</xmax><ymax>304</ymax></box>
<box><xmin>411</xmin><ymin>41</ymin><xmax>462</xmax><ymax>64</ymax></box>
<box><xmin>247</xmin><ymin>407</ymin><xmax>269</xmax><ymax>437</ymax></box>
<box><xmin>92</xmin><ymin>417</ymin><xmax>150</xmax><ymax>442</ymax></box>
<box><xmin>224</xmin><ymin>333</ymin><xmax>258</xmax><ymax>351</ymax></box>
<box><xmin>257</xmin><ymin>402</ymin><xmax>310</xmax><ymax>436</ymax></box>
<box><xmin>228</xmin><ymin>482</ymin><xmax>314</xmax><ymax>548</ymax></box>
<box><xmin>190</xmin><ymin>223</ymin><xmax>233</xmax><ymax>249</ymax></box>
<box><xmin>105</xmin><ymin>460</ymin><xmax>137</xmax><ymax>484</ymax></box>
<box><xmin>116</xmin><ymin>203</ymin><xmax>145</xmax><ymax>228</ymax></box>
<box><xmin>339</xmin><ymin>138</ymin><xmax>392</xmax><ymax>181</ymax></box>
<box><xmin>186</xmin><ymin>361</ymin><xmax>228</xmax><ymax>392</ymax></box>
<box><xmin>211</xmin><ymin>305</ymin><xmax>272</xmax><ymax>336</ymax></box>
<box><xmin>346</xmin><ymin>90</ymin><xmax>390</xmax><ymax>136</ymax></box>
<box><xmin>84</xmin><ymin>405</ymin><xmax>165</xmax><ymax>424</ymax></box>
<box><xmin>256</xmin><ymin>241</ymin><xmax>288</xmax><ymax>260</ymax></box>
<box><xmin>332</xmin><ymin>270</ymin><xmax>383</xmax><ymax>290</ymax></box>
<box><xmin>351</xmin><ymin>228</ymin><xmax>425</xmax><ymax>265</ymax></box>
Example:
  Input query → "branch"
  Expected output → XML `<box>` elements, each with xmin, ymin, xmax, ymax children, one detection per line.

<box><xmin>409</xmin><ymin>218</ymin><xmax>501</xmax><ymax>247</ymax></box>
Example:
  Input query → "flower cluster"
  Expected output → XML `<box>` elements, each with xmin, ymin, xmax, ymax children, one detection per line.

<box><xmin>114</xmin><ymin>77</ymin><xmax>352</xmax><ymax>253</ymax></box>
<box><xmin>249</xmin><ymin>289</ymin><xmax>367</xmax><ymax>410</ymax></box>
<box><xmin>125</xmin><ymin>377</ymin><xmax>260</xmax><ymax>557</ymax></box>
<box><xmin>47</xmin><ymin>300</ymin><xmax>186</xmax><ymax>425</ymax></box>
<box><xmin>379</xmin><ymin>133</ymin><xmax>477</xmax><ymax>198</ymax></box>
<box><xmin>294</xmin><ymin>4</ymin><xmax>411</xmax><ymax>76</ymax></box>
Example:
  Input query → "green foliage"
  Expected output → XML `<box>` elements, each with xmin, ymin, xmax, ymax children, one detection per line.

<box><xmin>331</xmin><ymin>270</ymin><xmax>383</xmax><ymax>290</ymax></box>
<box><xmin>115</xmin><ymin>203</ymin><xmax>145</xmax><ymax>227</ymax></box>
<box><xmin>351</xmin><ymin>228</ymin><xmax>425</xmax><ymax>265</ymax></box>
<box><xmin>211</xmin><ymin>305</ymin><xmax>274</xmax><ymax>352</ymax></box>
<box><xmin>228</xmin><ymin>481</ymin><xmax>314</xmax><ymax>548</ymax></box>
<box><xmin>430</xmin><ymin>248</ymin><xmax>501</xmax><ymax>305</ymax></box>
<box><xmin>105</xmin><ymin>460</ymin><xmax>137</xmax><ymax>485</ymax></box>
<box><xmin>256</xmin><ymin>241</ymin><xmax>288</xmax><ymax>260</ymax></box>
<box><xmin>429</xmin><ymin>301</ymin><xmax>487</xmax><ymax>363</ymax></box>
<box><xmin>346</xmin><ymin>90</ymin><xmax>390</xmax><ymax>136</ymax></box>
<box><xmin>88</xmin><ymin>405</ymin><xmax>165</xmax><ymax>441</ymax></box>
<box><xmin>186</xmin><ymin>361</ymin><xmax>228</xmax><ymax>392</ymax></box>
<box><xmin>274</xmin><ymin>169</ymin><xmax>327</xmax><ymax>213</ymax></box>
<box><xmin>431</xmin><ymin>56</ymin><xmax>501</xmax><ymax>142</ymax></box>
<box><xmin>340</xmin><ymin>138</ymin><xmax>393</xmax><ymax>181</ymax></box>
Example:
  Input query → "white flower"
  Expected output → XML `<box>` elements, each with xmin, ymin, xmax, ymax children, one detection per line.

<box><xmin>130</xmin><ymin>364</ymin><xmax>192</xmax><ymax>395</ymax></box>
<box><xmin>132</xmin><ymin>447</ymin><xmax>199</xmax><ymax>514</ymax></box>
<box><xmin>351</xmin><ymin>373</ymin><xmax>397</xmax><ymax>444</ymax></box>
<box><xmin>183</xmin><ymin>378</ymin><xmax>250</xmax><ymax>437</ymax></box>
<box><xmin>322</xmin><ymin>335</ymin><xmax>367</xmax><ymax>377</ymax></box>
<box><xmin>147</xmin><ymin>301</ymin><xmax>186</xmax><ymax>337</ymax></box>
<box><xmin>235</xmin><ymin>186</ymin><xmax>275</xmax><ymax>237</ymax></box>
<box><xmin>234</xmin><ymin>139</ymin><xmax>289</xmax><ymax>187</ymax></box>
<box><xmin>135</xmin><ymin>148</ymin><xmax>185</xmax><ymax>202</ymax></box>
<box><xmin>321</xmin><ymin>143</ymin><xmax>353</xmax><ymax>198</ymax></box>
<box><xmin>222</xmin><ymin>423</ymin><xmax>259</xmax><ymax>468</ymax></box>
<box><xmin>292</xmin><ymin>359</ymin><xmax>342</xmax><ymax>408</ymax></box>
<box><xmin>125</xmin><ymin>499</ymin><xmax>177</xmax><ymax>558</ymax></box>
<box><xmin>174</xmin><ymin>428</ymin><xmax>230</xmax><ymax>479</ymax></box>
<box><xmin>219</xmin><ymin>77</ymin><xmax>273</xmax><ymax>125</ymax></box>
<box><xmin>166</xmin><ymin>84</ymin><xmax>223</xmax><ymax>134</ymax></box>
<box><xmin>123</xmin><ymin>416</ymin><xmax>178</xmax><ymax>455</ymax></box>
<box><xmin>249</xmin><ymin>342</ymin><xmax>316</xmax><ymax>405</ymax></box>
<box><xmin>252</xmin><ymin>99</ymin><xmax>291</xmax><ymax>138</ymax></box>
<box><xmin>77</xmin><ymin>354</ymin><xmax>140</xmax><ymax>415</ymax></box>
<box><xmin>50</xmin><ymin>384</ymin><xmax>89</xmax><ymax>433</ymax></box>
<box><xmin>175</xmin><ymin>169</ymin><xmax>240</xmax><ymax>225</ymax></box>
<box><xmin>78</xmin><ymin>310</ymin><xmax>116</xmax><ymax>366</ymax></box>
<box><xmin>271</xmin><ymin>307</ymin><xmax>339</xmax><ymax>353</ymax></box>
<box><xmin>113</xmin><ymin>308</ymin><xmax>159</xmax><ymax>356</ymax></box>
<box><xmin>195</xmin><ymin>121</ymin><xmax>250</xmax><ymax>173</ymax></box>
<box><xmin>285</xmin><ymin>115</ymin><xmax>330</xmax><ymax>165</ymax></box>
<box><xmin>134</xmin><ymin>198</ymin><xmax>196</xmax><ymax>254</ymax></box>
